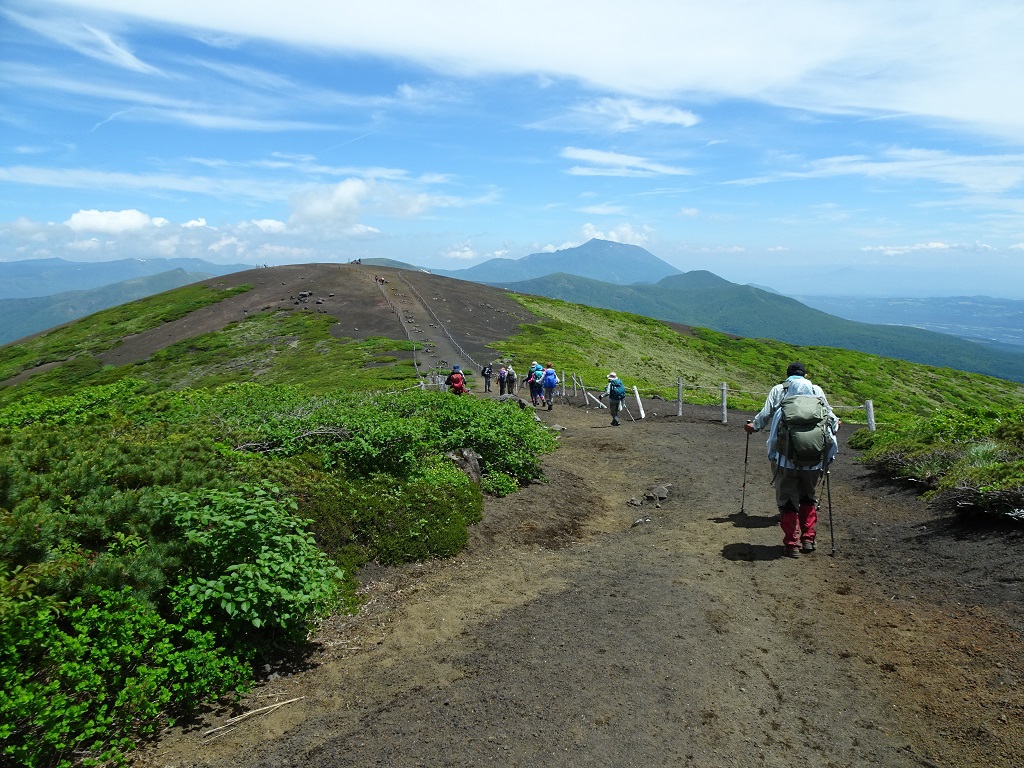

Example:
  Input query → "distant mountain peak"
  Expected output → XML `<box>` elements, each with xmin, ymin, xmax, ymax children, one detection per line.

<box><xmin>437</xmin><ymin>238</ymin><xmax>681</xmax><ymax>286</ymax></box>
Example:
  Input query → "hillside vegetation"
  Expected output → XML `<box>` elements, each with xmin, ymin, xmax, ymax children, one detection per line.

<box><xmin>1</xmin><ymin>267</ymin><xmax>1022</xmax><ymax>767</ymax></box>
<box><xmin>499</xmin><ymin>271</ymin><xmax>1024</xmax><ymax>383</ymax></box>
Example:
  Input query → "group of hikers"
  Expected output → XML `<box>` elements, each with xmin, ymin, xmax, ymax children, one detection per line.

<box><xmin>446</xmin><ymin>356</ymin><xmax>839</xmax><ymax>560</ymax></box>
<box><xmin>448</xmin><ymin>361</ymin><xmax>563</xmax><ymax>410</ymax></box>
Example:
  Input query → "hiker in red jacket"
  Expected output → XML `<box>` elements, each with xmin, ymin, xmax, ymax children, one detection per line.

<box><xmin>445</xmin><ymin>365</ymin><xmax>467</xmax><ymax>395</ymax></box>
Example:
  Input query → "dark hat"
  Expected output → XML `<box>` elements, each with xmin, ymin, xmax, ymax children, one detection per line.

<box><xmin>786</xmin><ymin>361</ymin><xmax>806</xmax><ymax>377</ymax></box>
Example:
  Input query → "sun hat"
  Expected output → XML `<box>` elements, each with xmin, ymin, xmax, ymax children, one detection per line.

<box><xmin>607</xmin><ymin>372</ymin><xmax>618</xmax><ymax>380</ymax></box>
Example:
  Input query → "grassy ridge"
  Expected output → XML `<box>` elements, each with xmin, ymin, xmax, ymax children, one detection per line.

<box><xmin>0</xmin><ymin>282</ymin><xmax>253</xmax><ymax>384</ymax></box>
<box><xmin>498</xmin><ymin>295</ymin><xmax>1024</xmax><ymax>419</ymax></box>
<box><xmin>499</xmin><ymin>272</ymin><xmax>1024</xmax><ymax>382</ymax></box>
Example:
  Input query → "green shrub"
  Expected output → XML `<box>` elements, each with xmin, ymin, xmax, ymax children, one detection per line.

<box><xmin>482</xmin><ymin>472</ymin><xmax>519</xmax><ymax>497</ymax></box>
<box><xmin>0</xmin><ymin>586</ymin><xmax>248</xmax><ymax>768</ymax></box>
<box><xmin>162</xmin><ymin>484</ymin><xmax>347</xmax><ymax>647</ymax></box>
<box><xmin>349</xmin><ymin>459</ymin><xmax>482</xmax><ymax>564</ymax></box>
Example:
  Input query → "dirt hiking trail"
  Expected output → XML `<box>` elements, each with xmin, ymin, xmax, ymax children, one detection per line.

<box><xmin>138</xmin><ymin>385</ymin><xmax>1023</xmax><ymax>768</ymax></box>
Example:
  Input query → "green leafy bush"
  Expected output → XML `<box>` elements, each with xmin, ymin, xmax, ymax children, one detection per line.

<box><xmin>163</xmin><ymin>484</ymin><xmax>347</xmax><ymax>646</ymax></box>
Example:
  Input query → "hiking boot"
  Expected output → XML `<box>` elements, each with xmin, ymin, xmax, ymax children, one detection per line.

<box><xmin>547</xmin><ymin>403</ymin><xmax>553</xmax><ymax>410</ymax></box>
<box><xmin>785</xmin><ymin>546</ymin><xmax>801</xmax><ymax>558</ymax></box>
<box><xmin>612</xmin><ymin>419</ymin><xmax>620</xmax><ymax>426</ymax></box>
<box><xmin>801</xmin><ymin>540</ymin><xmax>816</xmax><ymax>553</ymax></box>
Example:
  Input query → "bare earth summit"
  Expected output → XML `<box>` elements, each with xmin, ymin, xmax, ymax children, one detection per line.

<box><xmin>113</xmin><ymin>264</ymin><xmax>1021</xmax><ymax>768</ymax></box>
<box><xmin>134</xmin><ymin>398</ymin><xmax>1023</xmax><ymax>768</ymax></box>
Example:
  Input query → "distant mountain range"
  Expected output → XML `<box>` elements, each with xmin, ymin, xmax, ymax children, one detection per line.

<box><xmin>4</xmin><ymin>243</ymin><xmax>1023</xmax><ymax>382</ymax></box>
<box><xmin>0</xmin><ymin>257</ymin><xmax>248</xmax><ymax>299</ymax></box>
<box><xmin>0</xmin><ymin>270</ymin><xmax>213</xmax><ymax>345</ymax></box>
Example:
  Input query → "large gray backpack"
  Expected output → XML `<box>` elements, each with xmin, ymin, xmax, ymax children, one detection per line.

<box><xmin>777</xmin><ymin>388</ymin><xmax>830</xmax><ymax>466</ymax></box>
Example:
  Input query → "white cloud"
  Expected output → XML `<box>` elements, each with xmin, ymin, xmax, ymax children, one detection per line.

<box><xmin>65</xmin><ymin>208</ymin><xmax>155</xmax><ymax>234</ymax></box>
<box><xmin>561</xmin><ymin>147</ymin><xmax>691</xmax><ymax>178</ymax></box>
<box><xmin>4</xmin><ymin>8</ymin><xmax>161</xmax><ymax>74</ymax></box>
<box><xmin>248</xmin><ymin>218</ymin><xmax>286</xmax><ymax>233</ymax></box>
<box><xmin>732</xmin><ymin>149</ymin><xmax>1024</xmax><ymax>195</ymax></box>
<box><xmin>580</xmin><ymin>222</ymin><xmax>652</xmax><ymax>246</ymax></box>
<box><xmin>208</xmin><ymin>235</ymin><xmax>243</xmax><ymax>253</ymax></box>
<box><xmin>444</xmin><ymin>242</ymin><xmax>477</xmax><ymax>260</ymax></box>
<box><xmin>183</xmin><ymin>218</ymin><xmax>208</xmax><ymax>228</ymax></box>
<box><xmin>678</xmin><ymin>207</ymin><xmax>700</xmax><ymax>217</ymax></box>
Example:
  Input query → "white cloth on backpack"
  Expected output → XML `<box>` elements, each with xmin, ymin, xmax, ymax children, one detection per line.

<box><xmin>764</xmin><ymin>377</ymin><xmax>838</xmax><ymax>470</ymax></box>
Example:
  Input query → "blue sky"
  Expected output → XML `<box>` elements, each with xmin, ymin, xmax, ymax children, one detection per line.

<box><xmin>2</xmin><ymin>1</ymin><xmax>1024</xmax><ymax>297</ymax></box>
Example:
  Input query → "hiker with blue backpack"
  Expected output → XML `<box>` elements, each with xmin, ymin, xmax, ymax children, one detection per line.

<box><xmin>599</xmin><ymin>372</ymin><xmax>628</xmax><ymax>426</ymax></box>
<box><xmin>527</xmin><ymin>361</ymin><xmax>545</xmax><ymax>406</ymax></box>
<box><xmin>541</xmin><ymin>363</ymin><xmax>559</xmax><ymax>411</ymax></box>
<box><xmin>744</xmin><ymin>362</ymin><xmax>840</xmax><ymax>558</ymax></box>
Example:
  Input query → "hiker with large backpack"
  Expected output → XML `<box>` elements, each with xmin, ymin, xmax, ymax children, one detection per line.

<box><xmin>599</xmin><ymin>371</ymin><xmax>628</xmax><ymax>426</ymax></box>
<box><xmin>505</xmin><ymin>365</ymin><xmax>517</xmax><ymax>394</ymax></box>
<box><xmin>445</xmin><ymin>365</ymin><xmax>468</xmax><ymax>396</ymax></box>
<box><xmin>481</xmin><ymin>363</ymin><xmax>493</xmax><ymax>393</ymax></box>
<box><xmin>541</xmin><ymin>363</ymin><xmax>559</xmax><ymax>411</ymax></box>
<box><xmin>744</xmin><ymin>362</ymin><xmax>840</xmax><ymax>558</ymax></box>
<box><xmin>497</xmin><ymin>366</ymin><xmax>508</xmax><ymax>396</ymax></box>
<box><xmin>527</xmin><ymin>361</ymin><xmax>544</xmax><ymax>406</ymax></box>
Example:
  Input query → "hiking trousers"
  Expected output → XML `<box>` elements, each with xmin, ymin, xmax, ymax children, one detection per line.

<box><xmin>772</xmin><ymin>462</ymin><xmax>820</xmax><ymax>546</ymax></box>
<box><xmin>608</xmin><ymin>399</ymin><xmax>622</xmax><ymax>425</ymax></box>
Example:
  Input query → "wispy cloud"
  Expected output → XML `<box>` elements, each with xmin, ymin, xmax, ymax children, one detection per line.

<box><xmin>562</xmin><ymin>147</ymin><xmax>691</xmax><ymax>178</ymax></box>
<box><xmin>730</xmin><ymin>148</ymin><xmax>1024</xmax><ymax>195</ymax></box>
<box><xmin>4</xmin><ymin>7</ymin><xmax>161</xmax><ymax>74</ymax></box>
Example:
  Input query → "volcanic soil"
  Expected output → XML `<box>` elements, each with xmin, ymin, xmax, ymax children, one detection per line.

<box><xmin>67</xmin><ymin>263</ymin><xmax>1020</xmax><ymax>768</ymax></box>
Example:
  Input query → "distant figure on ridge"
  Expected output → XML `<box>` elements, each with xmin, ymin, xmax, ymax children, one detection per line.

<box><xmin>745</xmin><ymin>362</ymin><xmax>840</xmax><ymax>558</ymax></box>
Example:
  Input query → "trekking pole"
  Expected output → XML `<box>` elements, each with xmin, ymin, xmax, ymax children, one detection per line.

<box><xmin>740</xmin><ymin>427</ymin><xmax>751</xmax><ymax>515</ymax></box>
<box><xmin>825</xmin><ymin>468</ymin><xmax>836</xmax><ymax>556</ymax></box>
<box><xmin>622</xmin><ymin>401</ymin><xmax>636</xmax><ymax>422</ymax></box>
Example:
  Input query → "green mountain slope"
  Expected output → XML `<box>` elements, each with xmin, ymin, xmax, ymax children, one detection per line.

<box><xmin>495</xmin><ymin>272</ymin><xmax>1024</xmax><ymax>383</ymax></box>
<box><xmin>0</xmin><ymin>269</ymin><xmax>212</xmax><ymax>346</ymax></box>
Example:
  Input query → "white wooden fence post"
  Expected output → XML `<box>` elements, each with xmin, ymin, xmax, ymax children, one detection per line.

<box><xmin>720</xmin><ymin>382</ymin><xmax>728</xmax><ymax>424</ymax></box>
<box><xmin>677</xmin><ymin>377</ymin><xmax>683</xmax><ymax>417</ymax></box>
<box><xmin>632</xmin><ymin>386</ymin><xmax>646</xmax><ymax>419</ymax></box>
<box><xmin>865</xmin><ymin>399</ymin><xmax>876</xmax><ymax>431</ymax></box>
<box><xmin>561</xmin><ymin>369</ymin><xmax>566</xmax><ymax>396</ymax></box>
